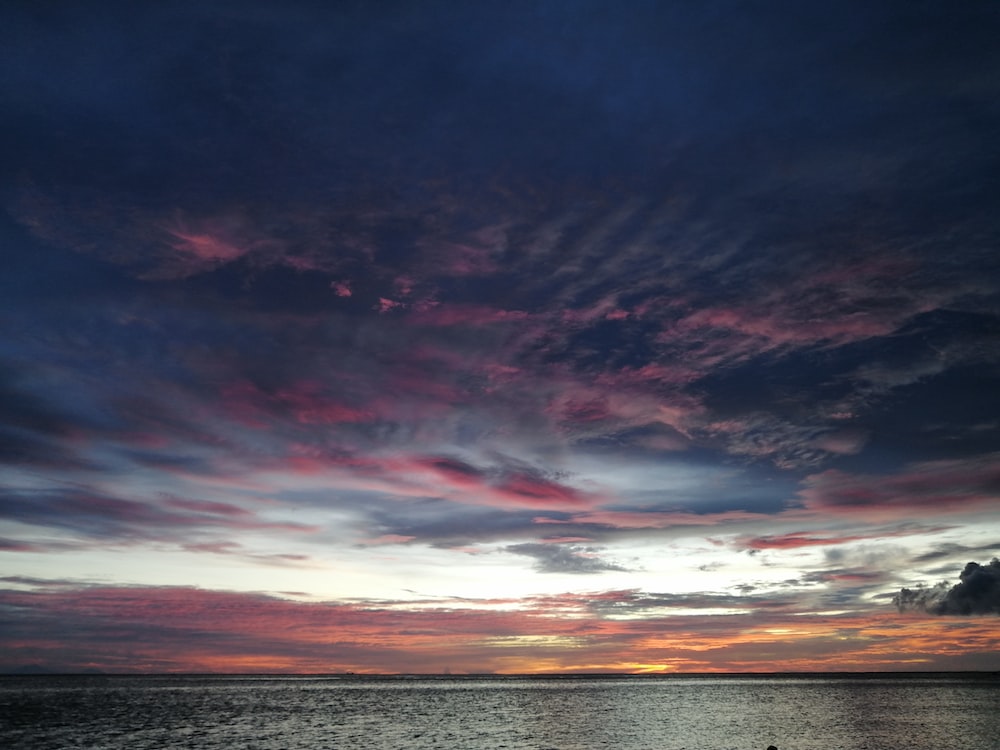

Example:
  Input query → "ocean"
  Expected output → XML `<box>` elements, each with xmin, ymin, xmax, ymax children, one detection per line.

<box><xmin>1</xmin><ymin>673</ymin><xmax>998</xmax><ymax>750</ymax></box>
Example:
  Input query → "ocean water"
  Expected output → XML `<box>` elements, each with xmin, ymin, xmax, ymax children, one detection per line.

<box><xmin>1</xmin><ymin>673</ymin><xmax>998</xmax><ymax>750</ymax></box>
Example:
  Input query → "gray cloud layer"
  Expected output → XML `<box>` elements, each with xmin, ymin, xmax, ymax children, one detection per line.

<box><xmin>505</xmin><ymin>543</ymin><xmax>630</xmax><ymax>574</ymax></box>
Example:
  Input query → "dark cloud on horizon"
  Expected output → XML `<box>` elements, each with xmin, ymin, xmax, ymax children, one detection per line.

<box><xmin>894</xmin><ymin>558</ymin><xmax>1000</xmax><ymax>616</ymax></box>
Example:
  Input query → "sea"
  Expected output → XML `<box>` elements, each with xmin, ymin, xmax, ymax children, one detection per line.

<box><xmin>1</xmin><ymin>673</ymin><xmax>998</xmax><ymax>750</ymax></box>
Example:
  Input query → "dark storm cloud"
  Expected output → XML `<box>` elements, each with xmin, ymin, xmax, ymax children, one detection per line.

<box><xmin>894</xmin><ymin>558</ymin><xmax>1000</xmax><ymax>615</ymax></box>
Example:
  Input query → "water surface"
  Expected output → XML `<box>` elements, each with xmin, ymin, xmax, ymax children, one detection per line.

<box><xmin>2</xmin><ymin>673</ymin><xmax>997</xmax><ymax>750</ymax></box>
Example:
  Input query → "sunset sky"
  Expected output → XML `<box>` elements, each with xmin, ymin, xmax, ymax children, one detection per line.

<box><xmin>2</xmin><ymin>1</ymin><xmax>999</xmax><ymax>674</ymax></box>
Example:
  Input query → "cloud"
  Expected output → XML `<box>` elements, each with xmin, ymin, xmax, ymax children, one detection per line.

<box><xmin>894</xmin><ymin>558</ymin><xmax>1000</xmax><ymax>615</ymax></box>
<box><xmin>165</xmin><ymin>217</ymin><xmax>252</xmax><ymax>264</ymax></box>
<box><xmin>705</xmin><ymin>414</ymin><xmax>834</xmax><ymax>469</ymax></box>
<box><xmin>411</xmin><ymin>304</ymin><xmax>532</xmax><ymax>328</ymax></box>
<box><xmin>222</xmin><ymin>380</ymin><xmax>374</xmax><ymax>427</ymax></box>
<box><xmin>0</xmin><ymin>538</ymin><xmax>46</xmax><ymax>553</ymax></box>
<box><xmin>797</xmin><ymin>454</ymin><xmax>1000</xmax><ymax>519</ymax></box>
<box><xmin>0</xmin><ymin>487</ymin><xmax>317</xmax><ymax>544</ymax></box>
<box><xmin>403</xmin><ymin>455</ymin><xmax>600</xmax><ymax>511</ymax></box>
<box><xmin>913</xmin><ymin>543</ymin><xmax>1000</xmax><ymax>564</ymax></box>
<box><xmin>505</xmin><ymin>543</ymin><xmax>630</xmax><ymax>574</ymax></box>
<box><xmin>810</xmin><ymin>429</ymin><xmax>869</xmax><ymax>456</ymax></box>
<box><xmin>0</xmin><ymin>361</ymin><xmax>100</xmax><ymax>470</ymax></box>
<box><xmin>740</xmin><ymin>530</ymin><xmax>903</xmax><ymax>551</ymax></box>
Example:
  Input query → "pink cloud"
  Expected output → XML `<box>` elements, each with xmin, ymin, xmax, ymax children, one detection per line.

<box><xmin>281</xmin><ymin>452</ymin><xmax>398</xmax><ymax>483</ymax></box>
<box><xmin>540</xmin><ymin>536</ymin><xmax>594</xmax><ymax>543</ymax></box>
<box><xmin>251</xmin><ymin>450</ymin><xmax>597</xmax><ymax>513</ymax></box>
<box><xmin>494</xmin><ymin>473</ymin><xmax>592</xmax><ymax>509</ymax></box>
<box><xmin>480</xmin><ymin>362</ymin><xmax>522</xmax><ymax>381</ymax></box>
<box><xmin>555</xmin><ymin>396</ymin><xmax>613</xmax><ymax>423</ymax></box>
<box><xmin>595</xmin><ymin>363</ymin><xmax>699</xmax><ymax>388</ymax></box>
<box><xmin>435</xmin><ymin>242</ymin><xmax>499</xmax><ymax>276</ymax></box>
<box><xmin>415</xmin><ymin>456</ymin><xmax>487</xmax><ymax>487</ymax></box>
<box><xmin>546</xmin><ymin>381</ymin><xmax>702</xmax><ymax>438</ymax></box>
<box><xmin>273</xmin><ymin>382</ymin><xmax>373</xmax><ymax>425</ymax></box>
<box><xmin>221</xmin><ymin>380</ymin><xmax>373</xmax><ymax>427</ymax></box>
<box><xmin>798</xmin><ymin>454</ymin><xmax>1000</xmax><ymax>519</ymax></box>
<box><xmin>363</xmin><ymin>534</ymin><xmax>417</xmax><ymax>545</ymax></box>
<box><xmin>0</xmin><ymin>537</ymin><xmax>45</xmax><ymax>552</ymax></box>
<box><xmin>738</xmin><ymin>529</ymin><xmax>911</xmax><ymax>551</ymax></box>
<box><xmin>150</xmin><ymin>211</ymin><xmax>358</xmax><ymax>279</ymax></box>
<box><xmin>411</xmin><ymin>304</ymin><xmax>531</xmax><ymax>327</ymax></box>
<box><xmin>394</xmin><ymin>275</ymin><xmax>416</xmax><ymax>296</ymax></box>
<box><xmin>155</xmin><ymin>213</ymin><xmax>302</xmax><ymax>279</ymax></box>
<box><xmin>166</xmin><ymin>229</ymin><xmax>247</xmax><ymax>263</ymax></box>
<box><xmin>811</xmin><ymin>429</ymin><xmax>869</xmax><ymax>455</ymax></box>
<box><xmin>331</xmin><ymin>280</ymin><xmax>353</xmax><ymax>297</ymax></box>
<box><xmin>285</xmin><ymin>255</ymin><xmax>323</xmax><ymax>271</ymax></box>
<box><xmin>559</xmin><ymin>297</ymin><xmax>623</xmax><ymax>325</ymax></box>
<box><xmin>654</xmin><ymin>253</ymin><xmax>958</xmax><ymax>370</ymax></box>
<box><xmin>676</xmin><ymin>306</ymin><xmax>896</xmax><ymax>350</ymax></box>
<box><xmin>409</xmin><ymin>455</ymin><xmax>599</xmax><ymax>510</ymax></box>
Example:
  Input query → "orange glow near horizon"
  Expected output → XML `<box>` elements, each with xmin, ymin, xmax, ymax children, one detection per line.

<box><xmin>4</xmin><ymin>583</ymin><xmax>997</xmax><ymax>675</ymax></box>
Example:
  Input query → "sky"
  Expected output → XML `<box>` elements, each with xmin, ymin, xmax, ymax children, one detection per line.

<box><xmin>1</xmin><ymin>0</ymin><xmax>999</xmax><ymax>675</ymax></box>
